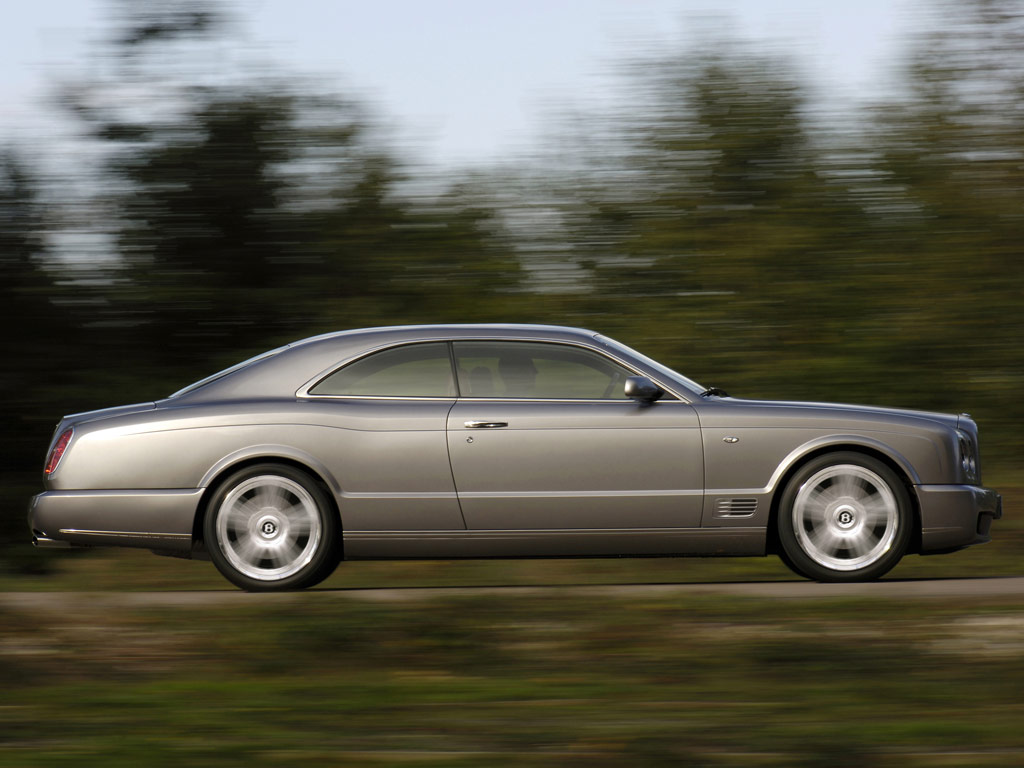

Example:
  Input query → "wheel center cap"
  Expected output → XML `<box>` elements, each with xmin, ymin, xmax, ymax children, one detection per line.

<box><xmin>835</xmin><ymin>506</ymin><xmax>857</xmax><ymax>529</ymax></box>
<box><xmin>256</xmin><ymin>513</ymin><xmax>281</xmax><ymax>540</ymax></box>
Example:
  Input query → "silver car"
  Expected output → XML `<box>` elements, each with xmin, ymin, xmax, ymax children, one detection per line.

<box><xmin>30</xmin><ymin>324</ymin><xmax>1002</xmax><ymax>590</ymax></box>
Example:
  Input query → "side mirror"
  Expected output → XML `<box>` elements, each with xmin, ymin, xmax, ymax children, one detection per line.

<box><xmin>625</xmin><ymin>376</ymin><xmax>664</xmax><ymax>404</ymax></box>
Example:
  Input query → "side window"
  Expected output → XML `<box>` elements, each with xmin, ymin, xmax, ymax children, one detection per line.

<box><xmin>310</xmin><ymin>342</ymin><xmax>455</xmax><ymax>397</ymax></box>
<box><xmin>453</xmin><ymin>341</ymin><xmax>634</xmax><ymax>399</ymax></box>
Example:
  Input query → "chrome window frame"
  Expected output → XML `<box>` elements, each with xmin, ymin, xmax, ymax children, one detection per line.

<box><xmin>296</xmin><ymin>336</ymin><xmax>694</xmax><ymax>403</ymax></box>
<box><xmin>303</xmin><ymin>340</ymin><xmax>458</xmax><ymax>400</ymax></box>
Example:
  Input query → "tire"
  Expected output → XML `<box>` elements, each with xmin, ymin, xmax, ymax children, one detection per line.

<box><xmin>777</xmin><ymin>452</ymin><xmax>912</xmax><ymax>582</ymax></box>
<box><xmin>204</xmin><ymin>463</ymin><xmax>341</xmax><ymax>591</ymax></box>
<box><xmin>774</xmin><ymin>542</ymin><xmax>812</xmax><ymax>581</ymax></box>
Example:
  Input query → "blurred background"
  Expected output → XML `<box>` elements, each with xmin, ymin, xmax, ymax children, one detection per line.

<box><xmin>5</xmin><ymin>3</ymin><xmax>1024</xmax><ymax>765</ymax></box>
<box><xmin>2</xmin><ymin>0</ymin><xmax>1022</xmax><ymax>570</ymax></box>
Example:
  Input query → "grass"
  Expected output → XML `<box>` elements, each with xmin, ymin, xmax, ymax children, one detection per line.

<box><xmin>1</xmin><ymin>478</ymin><xmax>1019</xmax><ymax>765</ymax></box>
<box><xmin>3</xmin><ymin>591</ymin><xmax>1024</xmax><ymax>766</ymax></box>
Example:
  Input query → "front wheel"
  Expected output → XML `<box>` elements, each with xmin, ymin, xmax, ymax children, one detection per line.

<box><xmin>204</xmin><ymin>463</ymin><xmax>341</xmax><ymax>591</ymax></box>
<box><xmin>777</xmin><ymin>453</ymin><xmax>912</xmax><ymax>582</ymax></box>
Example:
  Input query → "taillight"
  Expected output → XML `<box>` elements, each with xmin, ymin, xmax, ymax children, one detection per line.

<box><xmin>44</xmin><ymin>428</ymin><xmax>73</xmax><ymax>475</ymax></box>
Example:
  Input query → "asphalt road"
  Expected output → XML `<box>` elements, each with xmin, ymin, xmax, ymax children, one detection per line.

<box><xmin>3</xmin><ymin>576</ymin><xmax>1024</xmax><ymax>612</ymax></box>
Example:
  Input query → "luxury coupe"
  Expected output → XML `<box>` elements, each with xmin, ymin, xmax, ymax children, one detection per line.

<box><xmin>30</xmin><ymin>324</ymin><xmax>1001</xmax><ymax>590</ymax></box>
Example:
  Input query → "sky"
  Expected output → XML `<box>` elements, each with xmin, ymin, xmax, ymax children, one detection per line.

<box><xmin>2</xmin><ymin>0</ymin><xmax>922</xmax><ymax>167</ymax></box>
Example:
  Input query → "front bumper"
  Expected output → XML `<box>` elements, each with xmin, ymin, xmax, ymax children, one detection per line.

<box><xmin>28</xmin><ymin>489</ymin><xmax>202</xmax><ymax>553</ymax></box>
<box><xmin>916</xmin><ymin>484</ymin><xmax>1002</xmax><ymax>553</ymax></box>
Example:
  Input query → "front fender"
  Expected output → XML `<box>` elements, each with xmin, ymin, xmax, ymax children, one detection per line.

<box><xmin>763</xmin><ymin>434</ymin><xmax>923</xmax><ymax>493</ymax></box>
<box><xmin>699</xmin><ymin>428</ymin><xmax>938</xmax><ymax>530</ymax></box>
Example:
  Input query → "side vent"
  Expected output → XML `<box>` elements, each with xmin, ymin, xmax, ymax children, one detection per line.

<box><xmin>714</xmin><ymin>498</ymin><xmax>758</xmax><ymax>518</ymax></box>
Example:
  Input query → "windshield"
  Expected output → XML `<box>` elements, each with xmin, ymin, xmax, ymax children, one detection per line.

<box><xmin>167</xmin><ymin>346</ymin><xmax>288</xmax><ymax>398</ymax></box>
<box><xmin>594</xmin><ymin>335</ymin><xmax>705</xmax><ymax>396</ymax></box>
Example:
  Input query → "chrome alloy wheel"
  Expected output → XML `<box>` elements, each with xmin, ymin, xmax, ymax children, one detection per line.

<box><xmin>792</xmin><ymin>464</ymin><xmax>899</xmax><ymax>572</ymax></box>
<box><xmin>216</xmin><ymin>474</ymin><xmax>323</xmax><ymax>581</ymax></box>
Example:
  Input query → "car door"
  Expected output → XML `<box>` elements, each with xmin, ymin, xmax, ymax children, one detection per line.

<box><xmin>446</xmin><ymin>340</ymin><xmax>704</xmax><ymax>531</ymax></box>
<box><xmin>304</xmin><ymin>341</ymin><xmax>464</xmax><ymax>532</ymax></box>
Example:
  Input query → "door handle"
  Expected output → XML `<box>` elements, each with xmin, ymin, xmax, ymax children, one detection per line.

<box><xmin>464</xmin><ymin>420</ymin><xmax>508</xmax><ymax>429</ymax></box>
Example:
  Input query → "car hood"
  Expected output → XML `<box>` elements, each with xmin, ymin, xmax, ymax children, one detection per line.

<box><xmin>714</xmin><ymin>397</ymin><xmax>963</xmax><ymax>430</ymax></box>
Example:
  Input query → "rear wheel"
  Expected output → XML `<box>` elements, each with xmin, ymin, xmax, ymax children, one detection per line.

<box><xmin>777</xmin><ymin>453</ymin><xmax>912</xmax><ymax>582</ymax></box>
<box><xmin>205</xmin><ymin>463</ymin><xmax>341</xmax><ymax>591</ymax></box>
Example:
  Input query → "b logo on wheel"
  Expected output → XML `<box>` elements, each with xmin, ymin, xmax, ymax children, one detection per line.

<box><xmin>262</xmin><ymin>521</ymin><xmax>277</xmax><ymax>536</ymax></box>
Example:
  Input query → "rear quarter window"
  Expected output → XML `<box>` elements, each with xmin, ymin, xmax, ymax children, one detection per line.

<box><xmin>309</xmin><ymin>342</ymin><xmax>456</xmax><ymax>397</ymax></box>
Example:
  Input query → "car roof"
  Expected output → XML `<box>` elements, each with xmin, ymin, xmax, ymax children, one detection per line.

<box><xmin>289</xmin><ymin>324</ymin><xmax>598</xmax><ymax>347</ymax></box>
<box><xmin>168</xmin><ymin>324</ymin><xmax>604</xmax><ymax>403</ymax></box>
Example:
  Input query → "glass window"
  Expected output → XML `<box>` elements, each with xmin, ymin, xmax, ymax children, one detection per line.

<box><xmin>594</xmin><ymin>334</ymin><xmax>704</xmax><ymax>396</ymax></box>
<box><xmin>310</xmin><ymin>342</ymin><xmax>455</xmax><ymax>397</ymax></box>
<box><xmin>453</xmin><ymin>341</ymin><xmax>634</xmax><ymax>399</ymax></box>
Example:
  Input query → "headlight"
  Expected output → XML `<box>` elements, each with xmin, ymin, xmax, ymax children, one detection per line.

<box><xmin>956</xmin><ymin>429</ymin><xmax>978</xmax><ymax>483</ymax></box>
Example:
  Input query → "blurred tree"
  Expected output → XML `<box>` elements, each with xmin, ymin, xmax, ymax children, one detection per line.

<box><xmin>533</xmin><ymin>6</ymin><xmax>1023</xmax><ymax>464</ymax></box>
<box><xmin>0</xmin><ymin>155</ymin><xmax>70</xmax><ymax>466</ymax></box>
<box><xmin>548</xmin><ymin>48</ymin><xmax>872</xmax><ymax>395</ymax></box>
<box><xmin>110</xmin><ymin>89</ymin><xmax>338</xmax><ymax>377</ymax></box>
<box><xmin>106</xmin><ymin>89</ymin><xmax>522</xmax><ymax>387</ymax></box>
<box><xmin>69</xmin><ymin>0</ymin><xmax>522</xmax><ymax>393</ymax></box>
<box><xmin>0</xmin><ymin>153</ymin><xmax>79</xmax><ymax>569</ymax></box>
<box><xmin>310</xmin><ymin>175</ymin><xmax>524</xmax><ymax>328</ymax></box>
<box><xmin>853</xmin><ymin>0</ymin><xmax>1024</xmax><ymax>452</ymax></box>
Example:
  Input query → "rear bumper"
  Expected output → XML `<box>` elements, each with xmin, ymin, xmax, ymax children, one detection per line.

<box><xmin>28</xmin><ymin>489</ymin><xmax>202</xmax><ymax>553</ymax></box>
<box><xmin>916</xmin><ymin>484</ymin><xmax>1002</xmax><ymax>553</ymax></box>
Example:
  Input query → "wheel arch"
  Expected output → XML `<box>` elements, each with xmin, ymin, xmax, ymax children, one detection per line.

<box><xmin>764</xmin><ymin>440</ymin><xmax>922</xmax><ymax>556</ymax></box>
<box><xmin>191</xmin><ymin>447</ymin><xmax>343</xmax><ymax>556</ymax></box>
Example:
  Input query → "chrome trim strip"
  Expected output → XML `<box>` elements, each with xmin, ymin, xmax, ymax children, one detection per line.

<box><xmin>339</xmin><ymin>491</ymin><xmax>458</xmax><ymax>500</ymax></box>
<box><xmin>453</xmin><ymin>398</ymin><xmax>693</xmax><ymax>405</ymax></box>
<box><xmin>45</xmin><ymin>489</ymin><xmax>204</xmax><ymax>499</ymax></box>
<box><xmin>301</xmin><ymin>396</ymin><xmax>689</xmax><ymax>404</ymax></box>
<box><xmin>921</xmin><ymin>526</ymin><xmax>966</xmax><ymax>534</ymax></box>
<box><xmin>345</xmin><ymin>527</ymin><xmax>760</xmax><ymax>538</ymax></box>
<box><xmin>457</xmin><ymin>489</ymin><xmax>703</xmax><ymax>499</ymax></box>
<box><xmin>301</xmin><ymin>395</ymin><xmax>459</xmax><ymax>402</ymax></box>
<box><xmin>337</xmin><ymin>489</ymin><xmax>701</xmax><ymax>500</ymax></box>
<box><xmin>58</xmin><ymin>529</ymin><xmax>192</xmax><ymax>540</ymax></box>
<box><xmin>916</xmin><ymin>484</ymin><xmax>982</xmax><ymax>493</ymax></box>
